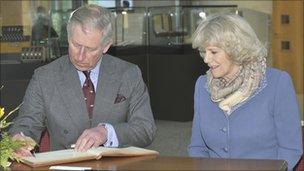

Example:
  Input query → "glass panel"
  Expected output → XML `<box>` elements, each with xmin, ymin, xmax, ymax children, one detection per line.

<box><xmin>0</xmin><ymin>3</ymin><xmax>238</xmax><ymax>63</ymax></box>
<box><xmin>110</xmin><ymin>7</ymin><xmax>147</xmax><ymax>46</ymax></box>
<box><xmin>0</xmin><ymin>0</ymin><xmax>75</xmax><ymax>63</ymax></box>
<box><xmin>50</xmin><ymin>8</ymin><xmax>74</xmax><ymax>57</ymax></box>
<box><xmin>44</xmin><ymin>5</ymin><xmax>238</xmax><ymax>61</ymax></box>
<box><xmin>88</xmin><ymin>0</ymin><xmax>116</xmax><ymax>8</ymax></box>
<box><xmin>148</xmin><ymin>6</ymin><xmax>237</xmax><ymax>46</ymax></box>
<box><xmin>152</xmin><ymin>14</ymin><xmax>171</xmax><ymax>34</ymax></box>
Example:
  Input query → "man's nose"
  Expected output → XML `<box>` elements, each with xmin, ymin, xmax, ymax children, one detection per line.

<box><xmin>77</xmin><ymin>46</ymin><xmax>86</xmax><ymax>61</ymax></box>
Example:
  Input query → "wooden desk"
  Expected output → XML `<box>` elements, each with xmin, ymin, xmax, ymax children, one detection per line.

<box><xmin>11</xmin><ymin>156</ymin><xmax>287</xmax><ymax>170</ymax></box>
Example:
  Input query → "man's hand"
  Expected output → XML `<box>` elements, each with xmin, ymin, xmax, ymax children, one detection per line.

<box><xmin>12</xmin><ymin>132</ymin><xmax>36</xmax><ymax>157</ymax></box>
<box><xmin>75</xmin><ymin>125</ymin><xmax>108</xmax><ymax>152</ymax></box>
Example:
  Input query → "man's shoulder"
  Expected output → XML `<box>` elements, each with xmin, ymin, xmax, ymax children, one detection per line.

<box><xmin>34</xmin><ymin>56</ymin><xmax>68</xmax><ymax>75</ymax></box>
<box><xmin>103</xmin><ymin>54</ymin><xmax>139</xmax><ymax>74</ymax></box>
<box><xmin>103</xmin><ymin>54</ymin><xmax>135</xmax><ymax>67</ymax></box>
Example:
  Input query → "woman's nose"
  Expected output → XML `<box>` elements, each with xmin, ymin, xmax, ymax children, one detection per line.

<box><xmin>203</xmin><ymin>52</ymin><xmax>211</xmax><ymax>64</ymax></box>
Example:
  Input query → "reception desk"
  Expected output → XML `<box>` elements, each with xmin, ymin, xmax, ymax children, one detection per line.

<box><xmin>11</xmin><ymin>156</ymin><xmax>287</xmax><ymax>170</ymax></box>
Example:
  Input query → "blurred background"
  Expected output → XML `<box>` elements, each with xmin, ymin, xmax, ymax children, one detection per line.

<box><xmin>0</xmin><ymin>0</ymin><xmax>303</xmax><ymax>122</ymax></box>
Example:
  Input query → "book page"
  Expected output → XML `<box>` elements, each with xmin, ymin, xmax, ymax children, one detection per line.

<box><xmin>21</xmin><ymin>149</ymin><xmax>95</xmax><ymax>167</ymax></box>
<box><xmin>88</xmin><ymin>146</ymin><xmax>159</xmax><ymax>157</ymax></box>
<box><xmin>21</xmin><ymin>146</ymin><xmax>159</xmax><ymax>167</ymax></box>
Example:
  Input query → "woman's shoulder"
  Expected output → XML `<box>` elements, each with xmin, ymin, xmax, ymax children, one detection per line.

<box><xmin>195</xmin><ymin>75</ymin><xmax>207</xmax><ymax>86</ymax></box>
<box><xmin>266</xmin><ymin>67</ymin><xmax>287</xmax><ymax>75</ymax></box>
<box><xmin>266</xmin><ymin>67</ymin><xmax>292</xmax><ymax>83</ymax></box>
<box><xmin>194</xmin><ymin>75</ymin><xmax>209</xmax><ymax>94</ymax></box>
<box><xmin>265</xmin><ymin>68</ymin><xmax>295</xmax><ymax>94</ymax></box>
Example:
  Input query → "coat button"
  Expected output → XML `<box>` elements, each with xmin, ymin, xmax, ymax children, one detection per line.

<box><xmin>63</xmin><ymin>129</ymin><xmax>69</xmax><ymax>134</ymax></box>
<box><xmin>223</xmin><ymin>147</ymin><xmax>228</xmax><ymax>152</ymax></box>
<box><xmin>221</xmin><ymin>127</ymin><xmax>227</xmax><ymax>132</ymax></box>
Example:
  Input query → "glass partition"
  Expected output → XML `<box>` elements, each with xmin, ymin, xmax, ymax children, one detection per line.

<box><xmin>110</xmin><ymin>7</ymin><xmax>148</xmax><ymax>46</ymax></box>
<box><xmin>0</xmin><ymin>0</ymin><xmax>75</xmax><ymax>63</ymax></box>
<box><xmin>148</xmin><ymin>6</ymin><xmax>237</xmax><ymax>46</ymax></box>
<box><xmin>0</xmin><ymin>4</ymin><xmax>238</xmax><ymax>63</ymax></box>
<box><xmin>50</xmin><ymin>8</ymin><xmax>74</xmax><ymax>57</ymax></box>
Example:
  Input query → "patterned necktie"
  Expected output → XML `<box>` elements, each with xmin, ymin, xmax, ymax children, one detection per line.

<box><xmin>82</xmin><ymin>71</ymin><xmax>95</xmax><ymax>118</ymax></box>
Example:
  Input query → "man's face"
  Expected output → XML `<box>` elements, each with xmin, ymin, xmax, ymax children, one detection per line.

<box><xmin>68</xmin><ymin>25</ymin><xmax>110</xmax><ymax>71</ymax></box>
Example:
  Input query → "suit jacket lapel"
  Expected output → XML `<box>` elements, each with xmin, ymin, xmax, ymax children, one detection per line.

<box><xmin>92</xmin><ymin>54</ymin><xmax>119</xmax><ymax>126</ymax></box>
<box><xmin>55</xmin><ymin>56</ymin><xmax>89</xmax><ymax>131</ymax></box>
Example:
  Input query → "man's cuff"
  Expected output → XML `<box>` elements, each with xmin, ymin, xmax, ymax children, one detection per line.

<box><xmin>98</xmin><ymin>123</ymin><xmax>119</xmax><ymax>147</ymax></box>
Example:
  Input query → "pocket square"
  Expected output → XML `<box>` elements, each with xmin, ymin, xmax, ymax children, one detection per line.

<box><xmin>114</xmin><ymin>94</ymin><xmax>126</xmax><ymax>104</ymax></box>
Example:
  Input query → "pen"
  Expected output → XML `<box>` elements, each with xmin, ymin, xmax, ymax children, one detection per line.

<box><xmin>31</xmin><ymin>150</ymin><xmax>36</xmax><ymax>157</ymax></box>
<box><xmin>71</xmin><ymin>144</ymin><xmax>76</xmax><ymax>149</ymax></box>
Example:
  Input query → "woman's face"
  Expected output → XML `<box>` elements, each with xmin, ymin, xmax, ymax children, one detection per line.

<box><xmin>202</xmin><ymin>45</ymin><xmax>240</xmax><ymax>79</ymax></box>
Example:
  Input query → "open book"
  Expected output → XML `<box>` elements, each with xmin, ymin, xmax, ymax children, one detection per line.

<box><xmin>21</xmin><ymin>146</ymin><xmax>159</xmax><ymax>167</ymax></box>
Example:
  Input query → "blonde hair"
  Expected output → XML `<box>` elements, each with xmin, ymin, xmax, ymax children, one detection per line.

<box><xmin>192</xmin><ymin>13</ymin><xmax>267</xmax><ymax>65</ymax></box>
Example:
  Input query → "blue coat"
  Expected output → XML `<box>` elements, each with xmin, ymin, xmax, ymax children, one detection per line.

<box><xmin>189</xmin><ymin>68</ymin><xmax>302</xmax><ymax>169</ymax></box>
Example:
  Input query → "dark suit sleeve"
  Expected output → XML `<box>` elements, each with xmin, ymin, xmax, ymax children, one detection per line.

<box><xmin>113</xmin><ymin>66</ymin><xmax>156</xmax><ymax>147</ymax></box>
<box><xmin>9</xmin><ymin>70</ymin><xmax>46</xmax><ymax>142</ymax></box>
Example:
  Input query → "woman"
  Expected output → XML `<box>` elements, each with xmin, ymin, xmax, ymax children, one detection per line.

<box><xmin>188</xmin><ymin>13</ymin><xmax>302</xmax><ymax>170</ymax></box>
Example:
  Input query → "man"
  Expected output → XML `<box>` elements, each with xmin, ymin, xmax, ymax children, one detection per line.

<box><xmin>10</xmin><ymin>4</ymin><xmax>156</xmax><ymax>156</ymax></box>
<box><xmin>31</xmin><ymin>6</ymin><xmax>58</xmax><ymax>44</ymax></box>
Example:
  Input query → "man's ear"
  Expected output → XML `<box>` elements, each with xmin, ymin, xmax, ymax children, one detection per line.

<box><xmin>102</xmin><ymin>40</ymin><xmax>113</xmax><ymax>54</ymax></box>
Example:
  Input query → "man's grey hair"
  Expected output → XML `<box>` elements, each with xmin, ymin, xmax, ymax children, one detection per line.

<box><xmin>67</xmin><ymin>4</ymin><xmax>113</xmax><ymax>45</ymax></box>
<box><xmin>192</xmin><ymin>13</ymin><xmax>267</xmax><ymax>65</ymax></box>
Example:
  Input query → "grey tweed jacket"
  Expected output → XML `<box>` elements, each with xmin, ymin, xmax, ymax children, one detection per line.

<box><xmin>10</xmin><ymin>54</ymin><xmax>156</xmax><ymax>150</ymax></box>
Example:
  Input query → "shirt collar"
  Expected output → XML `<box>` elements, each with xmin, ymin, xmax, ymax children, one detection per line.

<box><xmin>90</xmin><ymin>57</ymin><xmax>102</xmax><ymax>76</ymax></box>
<box><xmin>76</xmin><ymin>57</ymin><xmax>102</xmax><ymax>78</ymax></box>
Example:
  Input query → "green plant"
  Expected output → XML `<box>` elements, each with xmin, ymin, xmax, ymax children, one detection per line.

<box><xmin>0</xmin><ymin>85</ymin><xmax>35</xmax><ymax>169</ymax></box>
